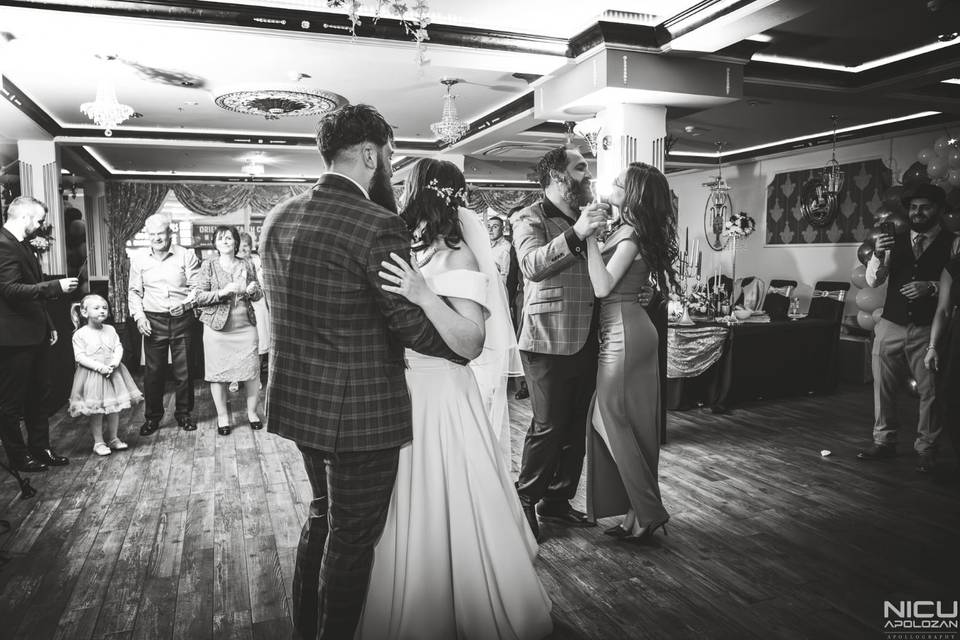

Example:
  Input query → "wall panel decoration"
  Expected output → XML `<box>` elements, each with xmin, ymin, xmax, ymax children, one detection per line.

<box><xmin>765</xmin><ymin>158</ymin><xmax>890</xmax><ymax>245</ymax></box>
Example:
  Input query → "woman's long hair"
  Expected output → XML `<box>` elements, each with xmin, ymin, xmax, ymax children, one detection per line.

<box><xmin>619</xmin><ymin>162</ymin><xmax>680</xmax><ymax>293</ymax></box>
<box><xmin>401</xmin><ymin>158</ymin><xmax>466</xmax><ymax>251</ymax></box>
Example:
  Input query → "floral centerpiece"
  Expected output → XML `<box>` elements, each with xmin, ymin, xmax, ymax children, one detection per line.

<box><xmin>721</xmin><ymin>212</ymin><xmax>756</xmax><ymax>294</ymax></box>
<box><xmin>27</xmin><ymin>222</ymin><xmax>54</xmax><ymax>255</ymax></box>
<box><xmin>724</xmin><ymin>212</ymin><xmax>756</xmax><ymax>239</ymax></box>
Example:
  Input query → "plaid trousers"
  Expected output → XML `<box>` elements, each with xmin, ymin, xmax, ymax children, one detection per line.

<box><xmin>292</xmin><ymin>445</ymin><xmax>400</xmax><ymax>640</ymax></box>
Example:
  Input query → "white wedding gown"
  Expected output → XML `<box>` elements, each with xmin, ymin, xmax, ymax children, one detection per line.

<box><xmin>356</xmin><ymin>269</ymin><xmax>553</xmax><ymax>640</ymax></box>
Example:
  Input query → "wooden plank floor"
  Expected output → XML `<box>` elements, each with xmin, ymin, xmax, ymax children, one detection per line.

<box><xmin>1</xmin><ymin>380</ymin><xmax>957</xmax><ymax>640</ymax></box>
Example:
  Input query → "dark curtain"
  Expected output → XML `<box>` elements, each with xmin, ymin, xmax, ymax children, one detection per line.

<box><xmin>466</xmin><ymin>188</ymin><xmax>541</xmax><ymax>218</ymax></box>
<box><xmin>171</xmin><ymin>183</ymin><xmax>309</xmax><ymax>216</ymax></box>
<box><xmin>104</xmin><ymin>182</ymin><xmax>169</xmax><ymax>320</ymax></box>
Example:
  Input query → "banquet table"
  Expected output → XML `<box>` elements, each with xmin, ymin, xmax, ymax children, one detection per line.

<box><xmin>666</xmin><ymin>316</ymin><xmax>840</xmax><ymax>411</ymax></box>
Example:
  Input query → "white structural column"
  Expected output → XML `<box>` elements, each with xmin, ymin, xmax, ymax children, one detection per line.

<box><xmin>595</xmin><ymin>104</ymin><xmax>667</xmax><ymax>191</ymax></box>
<box><xmin>17</xmin><ymin>139</ymin><xmax>66</xmax><ymax>275</ymax></box>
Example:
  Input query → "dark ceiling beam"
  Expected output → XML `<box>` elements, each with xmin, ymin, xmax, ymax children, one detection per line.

<box><xmin>1</xmin><ymin>0</ymin><xmax>568</xmax><ymax>58</ymax></box>
<box><xmin>856</xmin><ymin>47</ymin><xmax>960</xmax><ymax>93</ymax></box>
<box><xmin>61</xmin><ymin>145</ymin><xmax>110</xmax><ymax>180</ymax></box>
<box><xmin>567</xmin><ymin>21</ymin><xmax>661</xmax><ymax>58</ymax></box>
<box><xmin>443</xmin><ymin>92</ymin><xmax>536</xmax><ymax>151</ymax></box>
<box><xmin>659</xmin><ymin>0</ymin><xmax>758</xmax><ymax>41</ymax></box>
<box><xmin>1</xmin><ymin>76</ymin><xmax>61</xmax><ymax>137</ymax></box>
<box><xmin>745</xmin><ymin>45</ymin><xmax>960</xmax><ymax>96</ymax></box>
<box><xmin>672</xmin><ymin>111</ymin><xmax>957</xmax><ymax>165</ymax></box>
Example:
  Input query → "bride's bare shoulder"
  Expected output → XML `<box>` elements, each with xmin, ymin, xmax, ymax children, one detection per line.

<box><xmin>437</xmin><ymin>240</ymin><xmax>479</xmax><ymax>271</ymax></box>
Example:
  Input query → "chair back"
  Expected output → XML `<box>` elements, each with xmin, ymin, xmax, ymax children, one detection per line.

<box><xmin>707</xmin><ymin>275</ymin><xmax>733</xmax><ymax>297</ymax></box>
<box><xmin>763</xmin><ymin>279</ymin><xmax>797</xmax><ymax>320</ymax></box>
<box><xmin>734</xmin><ymin>276</ymin><xmax>766</xmax><ymax>311</ymax></box>
<box><xmin>809</xmin><ymin>281</ymin><xmax>850</xmax><ymax>323</ymax></box>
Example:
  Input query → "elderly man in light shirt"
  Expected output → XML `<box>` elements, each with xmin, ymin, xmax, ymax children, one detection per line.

<box><xmin>128</xmin><ymin>214</ymin><xmax>201</xmax><ymax>436</ymax></box>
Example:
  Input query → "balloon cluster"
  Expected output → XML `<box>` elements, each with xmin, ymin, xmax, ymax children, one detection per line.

<box><xmin>916</xmin><ymin>135</ymin><xmax>960</xmax><ymax>188</ymax></box>
<box><xmin>851</xmin><ymin>262</ymin><xmax>885</xmax><ymax>331</ymax></box>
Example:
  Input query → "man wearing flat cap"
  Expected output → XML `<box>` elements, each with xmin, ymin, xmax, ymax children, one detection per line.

<box><xmin>860</xmin><ymin>183</ymin><xmax>953</xmax><ymax>473</ymax></box>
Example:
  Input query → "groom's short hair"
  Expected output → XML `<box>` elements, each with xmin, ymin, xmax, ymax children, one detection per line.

<box><xmin>316</xmin><ymin>104</ymin><xmax>394</xmax><ymax>165</ymax></box>
<box><xmin>535</xmin><ymin>146</ymin><xmax>569</xmax><ymax>190</ymax></box>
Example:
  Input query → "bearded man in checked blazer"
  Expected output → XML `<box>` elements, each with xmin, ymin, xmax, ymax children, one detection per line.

<box><xmin>260</xmin><ymin>104</ymin><xmax>464</xmax><ymax>640</ymax></box>
<box><xmin>512</xmin><ymin>146</ymin><xmax>610</xmax><ymax>542</ymax></box>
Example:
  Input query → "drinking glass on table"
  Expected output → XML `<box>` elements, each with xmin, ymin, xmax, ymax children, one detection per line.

<box><xmin>788</xmin><ymin>296</ymin><xmax>802</xmax><ymax>320</ymax></box>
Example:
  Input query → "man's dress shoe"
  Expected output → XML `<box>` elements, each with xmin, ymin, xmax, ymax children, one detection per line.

<box><xmin>31</xmin><ymin>449</ymin><xmax>68</xmax><ymax>467</ymax></box>
<box><xmin>139</xmin><ymin>420</ymin><xmax>160</xmax><ymax>436</ymax></box>
<box><xmin>857</xmin><ymin>444</ymin><xmax>896</xmax><ymax>460</ymax></box>
<box><xmin>14</xmin><ymin>454</ymin><xmax>47</xmax><ymax>473</ymax></box>
<box><xmin>536</xmin><ymin>504</ymin><xmax>596</xmax><ymax>527</ymax></box>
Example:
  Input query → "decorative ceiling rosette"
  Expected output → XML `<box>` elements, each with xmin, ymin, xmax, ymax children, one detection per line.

<box><xmin>214</xmin><ymin>87</ymin><xmax>348</xmax><ymax>120</ymax></box>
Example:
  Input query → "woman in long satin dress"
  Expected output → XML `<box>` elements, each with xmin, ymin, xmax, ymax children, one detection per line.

<box><xmin>584</xmin><ymin>162</ymin><xmax>679</xmax><ymax>543</ymax></box>
<box><xmin>924</xmin><ymin>254</ymin><xmax>960</xmax><ymax>462</ymax></box>
<box><xmin>356</xmin><ymin>158</ymin><xmax>552</xmax><ymax>640</ymax></box>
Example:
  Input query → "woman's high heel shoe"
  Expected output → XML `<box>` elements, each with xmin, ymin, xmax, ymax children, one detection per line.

<box><xmin>603</xmin><ymin>525</ymin><xmax>630</xmax><ymax>538</ymax></box>
<box><xmin>622</xmin><ymin>516</ymin><xmax>670</xmax><ymax>544</ymax></box>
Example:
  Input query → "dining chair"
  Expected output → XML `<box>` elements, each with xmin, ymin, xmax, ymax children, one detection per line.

<box><xmin>734</xmin><ymin>276</ymin><xmax>766</xmax><ymax>311</ymax></box>
<box><xmin>808</xmin><ymin>280</ymin><xmax>850</xmax><ymax>324</ymax></box>
<box><xmin>762</xmin><ymin>279</ymin><xmax>797</xmax><ymax>320</ymax></box>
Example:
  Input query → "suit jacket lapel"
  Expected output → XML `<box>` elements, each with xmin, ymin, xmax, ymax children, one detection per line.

<box><xmin>1</xmin><ymin>228</ymin><xmax>41</xmax><ymax>281</ymax></box>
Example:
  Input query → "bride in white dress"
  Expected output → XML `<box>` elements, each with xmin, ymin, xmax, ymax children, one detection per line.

<box><xmin>356</xmin><ymin>159</ymin><xmax>552</xmax><ymax>640</ymax></box>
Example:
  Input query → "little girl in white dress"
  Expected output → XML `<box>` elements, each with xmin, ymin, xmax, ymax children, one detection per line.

<box><xmin>68</xmin><ymin>294</ymin><xmax>143</xmax><ymax>455</ymax></box>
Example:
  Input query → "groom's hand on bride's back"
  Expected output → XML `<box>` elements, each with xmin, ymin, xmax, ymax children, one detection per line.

<box><xmin>368</xmin><ymin>219</ymin><xmax>468</xmax><ymax>365</ymax></box>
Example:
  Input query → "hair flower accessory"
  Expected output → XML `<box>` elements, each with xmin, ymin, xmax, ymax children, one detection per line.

<box><xmin>426</xmin><ymin>178</ymin><xmax>467</xmax><ymax>207</ymax></box>
<box><xmin>723</xmin><ymin>212</ymin><xmax>756</xmax><ymax>238</ymax></box>
<box><xmin>27</xmin><ymin>222</ymin><xmax>54</xmax><ymax>254</ymax></box>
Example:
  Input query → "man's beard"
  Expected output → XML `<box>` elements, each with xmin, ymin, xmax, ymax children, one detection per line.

<box><xmin>559</xmin><ymin>174</ymin><xmax>592</xmax><ymax>209</ymax></box>
<box><xmin>369</xmin><ymin>161</ymin><xmax>398</xmax><ymax>214</ymax></box>
<box><xmin>909</xmin><ymin>214</ymin><xmax>938</xmax><ymax>233</ymax></box>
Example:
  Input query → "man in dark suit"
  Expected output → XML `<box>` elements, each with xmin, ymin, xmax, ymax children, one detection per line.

<box><xmin>0</xmin><ymin>196</ymin><xmax>77</xmax><ymax>472</ymax></box>
<box><xmin>260</xmin><ymin>104</ymin><xmax>464</xmax><ymax>640</ymax></box>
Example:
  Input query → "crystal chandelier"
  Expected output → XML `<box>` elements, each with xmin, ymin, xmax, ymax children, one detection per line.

<box><xmin>799</xmin><ymin>116</ymin><xmax>844</xmax><ymax>227</ymax></box>
<box><xmin>573</xmin><ymin>116</ymin><xmax>603</xmax><ymax>156</ymax></box>
<box><xmin>703</xmin><ymin>141</ymin><xmax>733</xmax><ymax>250</ymax></box>
<box><xmin>430</xmin><ymin>79</ymin><xmax>470</xmax><ymax>145</ymax></box>
<box><xmin>80</xmin><ymin>56</ymin><xmax>134</xmax><ymax>137</ymax></box>
<box><xmin>822</xmin><ymin>115</ymin><xmax>844</xmax><ymax>195</ymax></box>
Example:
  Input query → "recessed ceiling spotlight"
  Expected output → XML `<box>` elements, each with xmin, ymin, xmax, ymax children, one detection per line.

<box><xmin>938</xmin><ymin>31</ymin><xmax>959</xmax><ymax>42</ymax></box>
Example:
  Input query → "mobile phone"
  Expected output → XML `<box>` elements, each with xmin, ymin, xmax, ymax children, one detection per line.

<box><xmin>876</xmin><ymin>220</ymin><xmax>895</xmax><ymax>259</ymax></box>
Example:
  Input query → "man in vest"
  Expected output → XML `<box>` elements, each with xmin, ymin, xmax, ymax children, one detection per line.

<box><xmin>860</xmin><ymin>183</ymin><xmax>952</xmax><ymax>473</ymax></box>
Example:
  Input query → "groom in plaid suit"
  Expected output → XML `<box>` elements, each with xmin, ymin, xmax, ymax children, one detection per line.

<box><xmin>260</xmin><ymin>104</ymin><xmax>464</xmax><ymax>640</ymax></box>
<box><xmin>512</xmin><ymin>146</ymin><xmax>609</xmax><ymax>541</ymax></box>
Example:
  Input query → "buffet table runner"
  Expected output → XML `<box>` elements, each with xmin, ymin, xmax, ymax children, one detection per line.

<box><xmin>667</xmin><ymin>324</ymin><xmax>729</xmax><ymax>378</ymax></box>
